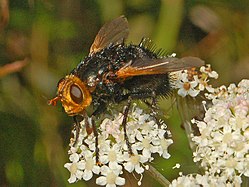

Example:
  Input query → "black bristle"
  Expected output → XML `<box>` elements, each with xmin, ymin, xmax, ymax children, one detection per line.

<box><xmin>138</xmin><ymin>37</ymin><xmax>167</xmax><ymax>57</ymax></box>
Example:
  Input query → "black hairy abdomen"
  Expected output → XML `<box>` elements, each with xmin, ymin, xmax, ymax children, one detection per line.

<box><xmin>122</xmin><ymin>74</ymin><xmax>171</xmax><ymax>99</ymax></box>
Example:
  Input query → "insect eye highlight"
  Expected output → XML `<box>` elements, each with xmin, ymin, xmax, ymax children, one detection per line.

<box><xmin>70</xmin><ymin>84</ymin><xmax>83</xmax><ymax>104</ymax></box>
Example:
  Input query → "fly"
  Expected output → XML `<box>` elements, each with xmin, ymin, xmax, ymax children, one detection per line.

<box><xmin>49</xmin><ymin>16</ymin><xmax>204</xmax><ymax>164</ymax></box>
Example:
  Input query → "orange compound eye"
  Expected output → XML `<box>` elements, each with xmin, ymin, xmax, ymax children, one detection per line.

<box><xmin>49</xmin><ymin>74</ymin><xmax>92</xmax><ymax>116</ymax></box>
<box><xmin>70</xmin><ymin>84</ymin><xmax>83</xmax><ymax>104</ymax></box>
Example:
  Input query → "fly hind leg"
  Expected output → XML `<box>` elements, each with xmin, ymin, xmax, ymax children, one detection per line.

<box><xmin>144</xmin><ymin>92</ymin><xmax>165</xmax><ymax>128</ymax></box>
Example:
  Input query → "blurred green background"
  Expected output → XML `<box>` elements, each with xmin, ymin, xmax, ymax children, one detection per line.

<box><xmin>0</xmin><ymin>0</ymin><xmax>248</xmax><ymax>186</ymax></box>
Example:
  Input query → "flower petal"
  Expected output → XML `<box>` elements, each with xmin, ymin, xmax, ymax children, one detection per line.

<box><xmin>96</xmin><ymin>176</ymin><xmax>107</xmax><ymax>186</ymax></box>
<box><xmin>83</xmin><ymin>170</ymin><xmax>93</xmax><ymax>181</ymax></box>
<box><xmin>68</xmin><ymin>174</ymin><xmax>76</xmax><ymax>183</ymax></box>
<box><xmin>115</xmin><ymin>176</ymin><xmax>125</xmax><ymax>186</ymax></box>
<box><xmin>178</xmin><ymin>88</ymin><xmax>187</xmax><ymax>97</ymax></box>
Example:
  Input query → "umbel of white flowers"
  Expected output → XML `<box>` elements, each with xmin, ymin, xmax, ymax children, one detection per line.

<box><xmin>64</xmin><ymin>104</ymin><xmax>173</xmax><ymax>186</ymax></box>
<box><xmin>171</xmin><ymin>76</ymin><xmax>249</xmax><ymax>186</ymax></box>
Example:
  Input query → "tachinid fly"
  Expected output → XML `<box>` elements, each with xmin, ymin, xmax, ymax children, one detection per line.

<box><xmin>49</xmin><ymin>16</ymin><xmax>204</xmax><ymax>164</ymax></box>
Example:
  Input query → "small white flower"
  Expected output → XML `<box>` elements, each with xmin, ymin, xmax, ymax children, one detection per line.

<box><xmin>96</xmin><ymin>165</ymin><xmax>125</xmax><ymax>187</ymax></box>
<box><xmin>100</xmin><ymin>115</ymin><xmax>122</xmax><ymax>140</ymax></box>
<box><xmin>81</xmin><ymin>151</ymin><xmax>101</xmax><ymax>181</ymax></box>
<box><xmin>99</xmin><ymin>143</ymin><xmax>124</xmax><ymax>166</ymax></box>
<box><xmin>123</xmin><ymin>151</ymin><xmax>147</xmax><ymax>174</ymax></box>
<box><xmin>176</xmin><ymin>73</ymin><xmax>200</xmax><ymax>97</ymax></box>
<box><xmin>157</xmin><ymin>138</ymin><xmax>173</xmax><ymax>159</ymax></box>
<box><xmin>197</xmin><ymin>75</ymin><xmax>215</xmax><ymax>93</ymax></box>
<box><xmin>133</xmin><ymin>130</ymin><xmax>157</xmax><ymax>160</ymax></box>
<box><xmin>64</xmin><ymin>153</ymin><xmax>85</xmax><ymax>183</ymax></box>
<box><xmin>200</xmin><ymin>64</ymin><xmax>218</xmax><ymax>79</ymax></box>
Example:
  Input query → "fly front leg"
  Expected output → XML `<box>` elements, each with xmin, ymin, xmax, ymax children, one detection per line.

<box><xmin>73</xmin><ymin>112</ymin><xmax>94</xmax><ymax>147</ymax></box>
<box><xmin>90</xmin><ymin>102</ymin><xmax>107</xmax><ymax>165</ymax></box>
<box><xmin>72</xmin><ymin>109</ymin><xmax>102</xmax><ymax>165</ymax></box>
<box><xmin>73</xmin><ymin>115</ymin><xmax>83</xmax><ymax>146</ymax></box>
<box><xmin>122</xmin><ymin>97</ymin><xmax>133</xmax><ymax>155</ymax></box>
<box><xmin>91</xmin><ymin>117</ymin><xmax>102</xmax><ymax>165</ymax></box>
<box><xmin>81</xmin><ymin>113</ymin><xmax>101</xmax><ymax>165</ymax></box>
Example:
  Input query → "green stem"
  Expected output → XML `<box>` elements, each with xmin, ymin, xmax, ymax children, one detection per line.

<box><xmin>146</xmin><ymin>164</ymin><xmax>171</xmax><ymax>187</ymax></box>
<box><xmin>154</xmin><ymin>0</ymin><xmax>184</xmax><ymax>52</ymax></box>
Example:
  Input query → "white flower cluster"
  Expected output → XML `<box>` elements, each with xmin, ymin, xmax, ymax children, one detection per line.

<box><xmin>172</xmin><ymin>64</ymin><xmax>218</xmax><ymax>97</ymax></box>
<box><xmin>170</xmin><ymin>172</ymin><xmax>242</xmax><ymax>187</ymax></box>
<box><xmin>64</xmin><ymin>105</ymin><xmax>173</xmax><ymax>186</ymax></box>
<box><xmin>192</xmin><ymin>79</ymin><xmax>249</xmax><ymax>183</ymax></box>
<box><xmin>171</xmin><ymin>79</ymin><xmax>249</xmax><ymax>186</ymax></box>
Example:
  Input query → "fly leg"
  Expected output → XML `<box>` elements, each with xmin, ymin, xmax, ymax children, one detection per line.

<box><xmin>122</xmin><ymin>97</ymin><xmax>133</xmax><ymax>155</ymax></box>
<box><xmin>79</xmin><ymin>113</ymin><xmax>101</xmax><ymax>165</ymax></box>
<box><xmin>75</xmin><ymin>114</ymin><xmax>99</xmax><ymax>165</ymax></box>
<box><xmin>81</xmin><ymin>114</ymin><xmax>101</xmax><ymax>165</ymax></box>
<box><xmin>114</xmin><ymin>94</ymin><xmax>133</xmax><ymax>155</ymax></box>
<box><xmin>144</xmin><ymin>92</ymin><xmax>164</xmax><ymax>128</ymax></box>
<box><xmin>72</xmin><ymin>104</ymin><xmax>105</xmax><ymax>165</ymax></box>
<box><xmin>90</xmin><ymin>117</ymin><xmax>101</xmax><ymax>165</ymax></box>
<box><xmin>73</xmin><ymin>115</ymin><xmax>82</xmax><ymax>147</ymax></box>
<box><xmin>144</xmin><ymin>93</ymin><xmax>171</xmax><ymax>139</ymax></box>
<box><xmin>88</xmin><ymin>102</ymin><xmax>107</xmax><ymax>165</ymax></box>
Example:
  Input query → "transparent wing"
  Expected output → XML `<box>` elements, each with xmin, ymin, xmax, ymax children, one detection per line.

<box><xmin>116</xmin><ymin>56</ymin><xmax>204</xmax><ymax>78</ymax></box>
<box><xmin>90</xmin><ymin>16</ymin><xmax>129</xmax><ymax>54</ymax></box>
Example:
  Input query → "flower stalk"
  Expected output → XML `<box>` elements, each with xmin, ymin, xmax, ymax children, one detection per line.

<box><xmin>145</xmin><ymin>164</ymin><xmax>171</xmax><ymax>187</ymax></box>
